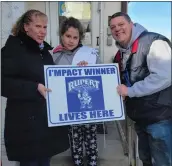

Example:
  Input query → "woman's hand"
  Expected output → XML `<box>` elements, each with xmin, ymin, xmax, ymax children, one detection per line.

<box><xmin>37</xmin><ymin>83</ymin><xmax>52</xmax><ymax>99</ymax></box>
<box><xmin>77</xmin><ymin>61</ymin><xmax>88</xmax><ymax>66</ymax></box>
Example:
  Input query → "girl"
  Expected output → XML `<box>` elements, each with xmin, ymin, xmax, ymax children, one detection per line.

<box><xmin>53</xmin><ymin>17</ymin><xmax>101</xmax><ymax>166</ymax></box>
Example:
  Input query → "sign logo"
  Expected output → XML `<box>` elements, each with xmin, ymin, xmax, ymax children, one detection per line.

<box><xmin>65</xmin><ymin>76</ymin><xmax>105</xmax><ymax>112</ymax></box>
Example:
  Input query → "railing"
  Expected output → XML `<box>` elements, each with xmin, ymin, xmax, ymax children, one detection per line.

<box><xmin>116</xmin><ymin>117</ymin><xmax>142</xmax><ymax>166</ymax></box>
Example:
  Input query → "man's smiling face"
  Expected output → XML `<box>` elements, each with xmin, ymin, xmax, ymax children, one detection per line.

<box><xmin>110</xmin><ymin>16</ymin><xmax>133</xmax><ymax>47</ymax></box>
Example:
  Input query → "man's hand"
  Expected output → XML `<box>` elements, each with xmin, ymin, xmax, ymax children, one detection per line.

<box><xmin>37</xmin><ymin>83</ymin><xmax>52</xmax><ymax>99</ymax></box>
<box><xmin>117</xmin><ymin>84</ymin><xmax>128</xmax><ymax>97</ymax></box>
<box><xmin>77</xmin><ymin>61</ymin><xmax>88</xmax><ymax>66</ymax></box>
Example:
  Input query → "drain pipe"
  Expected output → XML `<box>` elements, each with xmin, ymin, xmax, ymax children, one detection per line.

<box><xmin>98</xmin><ymin>2</ymin><xmax>104</xmax><ymax>63</ymax></box>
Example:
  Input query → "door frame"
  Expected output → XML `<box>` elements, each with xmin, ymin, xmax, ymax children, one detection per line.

<box><xmin>45</xmin><ymin>2</ymin><xmax>59</xmax><ymax>47</ymax></box>
<box><xmin>46</xmin><ymin>2</ymin><xmax>101</xmax><ymax>49</ymax></box>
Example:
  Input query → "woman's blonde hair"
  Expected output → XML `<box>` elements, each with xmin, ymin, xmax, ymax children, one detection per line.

<box><xmin>11</xmin><ymin>9</ymin><xmax>47</xmax><ymax>36</ymax></box>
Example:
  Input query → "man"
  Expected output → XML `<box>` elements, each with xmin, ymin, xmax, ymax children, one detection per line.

<box><xmin>109</xmin><ymin>12</ymin><xmax>172</xmax><ymax>166</ymax></box>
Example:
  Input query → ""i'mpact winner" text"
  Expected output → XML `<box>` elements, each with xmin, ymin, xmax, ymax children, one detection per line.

<box><xmin>48</xmin><ymin>67</ymin><xmax>116</xmax><ymax>77</ymax></box>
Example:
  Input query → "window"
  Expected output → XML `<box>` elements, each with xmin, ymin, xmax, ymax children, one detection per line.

<box><xmin>58</xmin><ymin>2</ymin><xmax>92</xmax><ymax>45</ymax></box>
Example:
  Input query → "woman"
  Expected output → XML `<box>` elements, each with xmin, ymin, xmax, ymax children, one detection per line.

<box><xmin>53</xmin><ymin>17</ymin><xmax>101</xmax><ymax>166</ymax></box>
<box><xmin>1</xmin><ymin>10</ymin><xmax>69</xmax><ymax>166</ymax></box>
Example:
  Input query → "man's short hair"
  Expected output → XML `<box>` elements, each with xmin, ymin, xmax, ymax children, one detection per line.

<box><xmin>110</xmin><ymin>12</ymin><xmax>131</xmax><ymax>23</ymax></box>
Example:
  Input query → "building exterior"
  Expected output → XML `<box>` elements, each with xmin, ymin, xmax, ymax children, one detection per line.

<box><xmin>1</xmin><ymin>2</ymin><xmax>142</xmax><ymax>166</ymax></box>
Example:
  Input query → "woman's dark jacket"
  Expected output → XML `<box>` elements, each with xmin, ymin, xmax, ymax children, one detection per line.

<box><xmin>1</xmin><ymin>33</ymin><xmax>69</xmax><ymax>161</ymax></box>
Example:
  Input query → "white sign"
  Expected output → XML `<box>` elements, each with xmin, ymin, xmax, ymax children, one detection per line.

<box><xmin>44</xmin><ymin>64</ymin><xmax>125</xmax><ymax>127</ymax></box>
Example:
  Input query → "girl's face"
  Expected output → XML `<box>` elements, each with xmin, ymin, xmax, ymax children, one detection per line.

<box><xmin>61</xmin><ymin>27</ymin><xmax>80</xmax><ymax>50</ymax></box>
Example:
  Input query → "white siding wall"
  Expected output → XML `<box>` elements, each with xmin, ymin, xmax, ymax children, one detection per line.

<box><xmin>103</xmin><ymin>2</ymin><xmax>121</xmax><ymax>63</ymax></box>
<box><xmin>1</xmin><ymin>2</ymin><xmax>25</xmax><ymax>165</ymax></box>
<box><xmin>25</xmin><ymin>2</ymin><xmax>46</xmax><ymax>13</ymax></box>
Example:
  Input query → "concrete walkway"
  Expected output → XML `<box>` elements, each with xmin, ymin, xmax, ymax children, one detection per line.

<box><xmin>1</xmin><ymin>121</ymin><xmax>128</xmax><ymax>166</ymax></box>
<box><xmin>51</xmin><ymin>121</ymin><xmax>128</xmax><ymax>166</ymax></box>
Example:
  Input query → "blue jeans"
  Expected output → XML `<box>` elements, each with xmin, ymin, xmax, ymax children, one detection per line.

<box><xmin>20</xmin><ymin>158</ymin><xmax>50</xmax><ymax>166</ymax></box>
<box><xmin>135</xmin><ymin>119</ymin><xmax>172</xmax><ymax>166</ymax></box>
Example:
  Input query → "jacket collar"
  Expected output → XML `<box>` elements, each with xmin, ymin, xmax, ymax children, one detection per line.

<box><xmin>18</xmin><ymin>32</ymin><xmax>53</xmax><ymax>52</ymax></box>
<box><xmin>53</xmin><ymin>43</ymin><xmax>83</xmax><ymax>54</ymax></box>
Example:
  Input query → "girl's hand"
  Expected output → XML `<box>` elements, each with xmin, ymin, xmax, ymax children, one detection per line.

<box><xmin>77</xmin><ymin>61</ymin><xmax>88</xmax><ymax>66</ymax></box>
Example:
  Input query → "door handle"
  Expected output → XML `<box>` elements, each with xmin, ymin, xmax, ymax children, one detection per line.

<box><xmin>96</xmin><ymin>36</ymin><xmax>99</xmax><ymax>46</ymax></box>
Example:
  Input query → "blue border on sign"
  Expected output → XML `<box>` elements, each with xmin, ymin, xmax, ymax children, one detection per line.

<box><xmin>45</xmin><ymin>64</ymin><xmax>124</xmax><ymax>125</ymax></box>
